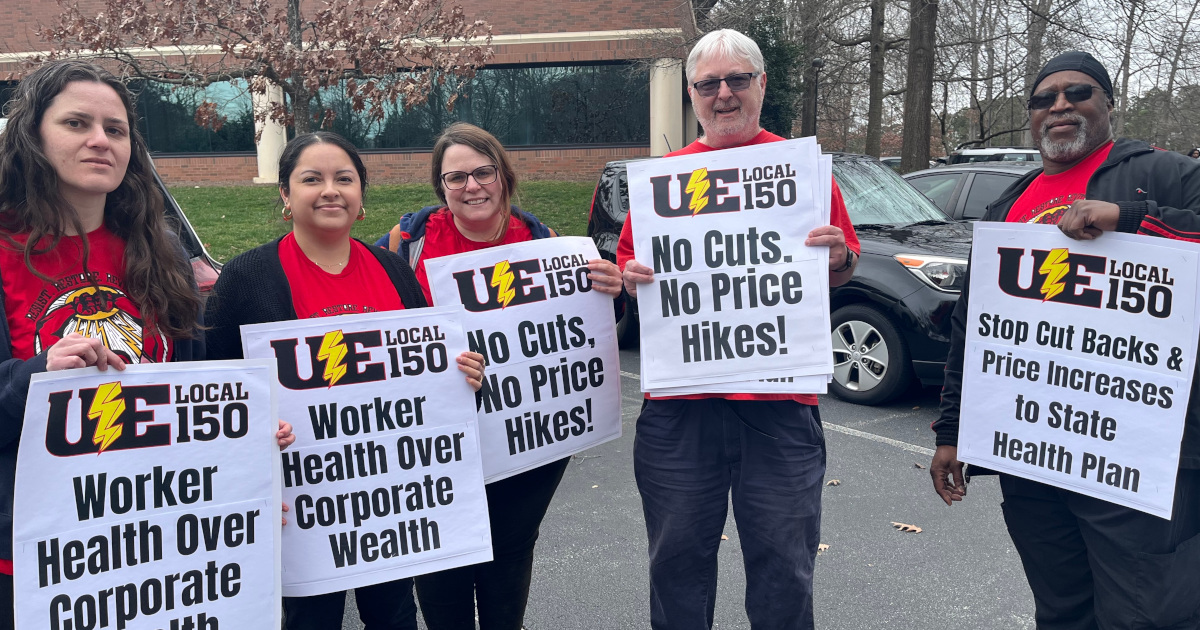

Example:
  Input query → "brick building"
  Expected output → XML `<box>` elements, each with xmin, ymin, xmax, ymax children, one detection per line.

<box><xmin>0</xmin><ymin>0</ymin><xmax>698</xmax><ymax>184</ymax></box>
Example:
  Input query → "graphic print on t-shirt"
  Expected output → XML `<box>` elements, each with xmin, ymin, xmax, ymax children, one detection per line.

<box><xmin>1021</xmin><ymin>193</ymin><xmax>1081</xmax><ymax>225</ymax></box>
<box><xmin>27</xmin><ymin>271</ymin><xmax>167</xmax><ymax>363</ymax></box>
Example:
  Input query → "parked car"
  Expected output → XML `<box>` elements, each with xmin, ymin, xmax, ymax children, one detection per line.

<box><xmin>587</xmin><ymin>153</ymin><xmax>971</xmax><ymax>405</ymax></box>
<box><xmin>904</xmin><ymin>162</ymin><xmax>1039</xmax><ymax>220</ymax></box>
<box><xmin>940</xmin><ymin>146</ymin><xmax>1041</xmax><ymax>165</ymax></box>
<box><xmin>149</xmin><ymin>161</ymin><xmax>223</xmax><ymax>293</ymax></box>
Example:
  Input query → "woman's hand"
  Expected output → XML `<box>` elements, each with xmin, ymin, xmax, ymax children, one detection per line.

<box><xmin>277</xmin><ymin>420</ymin><xmax>296</xmax><ymax>450</ymax></box>
<box><xmin>457</xmin><ymin>351</ymin><xmax>486</xmax><ymax>391</ymax></box>
<box><xmin>622</xmin><ymin>260</ymin><xmax>655</xmax><ymax>298</ymax></box>
<box><xmin>46</xmin><ymin>333</ymin><xmax>126</xmax><ymax>372</ymax></box>
<box><xmin>587</xmin><ymin>259</ymin><xmax>624</xmax><ymax>297</ymax></box>
<box><xmin>282</xmin><ymin>502</ymin><xmax>290</xmax><ymax>526</ymax></box>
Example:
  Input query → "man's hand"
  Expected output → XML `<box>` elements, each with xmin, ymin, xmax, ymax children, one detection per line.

<box><xmin>931</xmin><ymin>445</ymin><xmax>967</xmax><ymax>506</ymax></box>
<box><xmin>1058</xmin><ymin>200</ymin><xmax>1120</xmax><ymax>240</ymax></box>
<box><xmin>805</xmin><ymin>225</ymin><xmax>849</xmax><ymax>268</ymax></box>
<box><xmin>622</xmin><ymin>260</ymin><xmax>655</xmax><ymax>298</ymax></box>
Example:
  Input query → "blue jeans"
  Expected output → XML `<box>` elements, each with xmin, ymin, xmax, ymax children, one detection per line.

<box><xmin>634</xmin><ymin>398</ymin><xmax>826</xmax><ymax>630</ymax></box>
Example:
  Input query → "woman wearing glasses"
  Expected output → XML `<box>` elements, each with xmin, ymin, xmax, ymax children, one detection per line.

<box><xmin>388</xmin><ymin>123</ymin><xmax>621</xmax><ymax>629</ymax></box>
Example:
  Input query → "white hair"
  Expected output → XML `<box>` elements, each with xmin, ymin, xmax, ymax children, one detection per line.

<box><xmin>685</xmin><ymin>29</ymin><xmax>765</xmax><ymax>83</ymax></box>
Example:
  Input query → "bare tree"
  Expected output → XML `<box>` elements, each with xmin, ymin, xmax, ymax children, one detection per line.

<box><xmin>35</xmin><ymin>0</ymin><xmax>493</xmax><ymax>134</ymax></box>
<box><xmin>901</xmin><ymin>0</ymin><xmax>938</xmax><ymax>171</ymax></box>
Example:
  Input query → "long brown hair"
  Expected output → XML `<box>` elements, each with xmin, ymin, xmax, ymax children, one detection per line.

<box><xmin>0</xmin><ymin>60</ymin><xmax>200</xmax><ymax>338</ymax></box>
<box><xmin>430</xmin><ymin>123</ymin><xmax>517</xmax><ymax>242</ymax></box>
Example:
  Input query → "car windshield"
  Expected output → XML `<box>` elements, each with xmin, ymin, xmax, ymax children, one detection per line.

<box><xmin>832</xmin><ymin>158</ymin><xmax>951</xmax><ymax>225</ymax></box>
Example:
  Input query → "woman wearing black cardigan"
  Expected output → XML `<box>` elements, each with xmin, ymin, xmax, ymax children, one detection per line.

<box><xmin>204</xmin><ymin>131</ymin><xmax>483</xmax><ymax>630</ymax></box>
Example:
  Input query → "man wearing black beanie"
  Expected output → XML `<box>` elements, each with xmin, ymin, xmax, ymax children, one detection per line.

<box><xmin>931</xmin><ymin>51</ymin><xmax>1200</xmax><ymax>629</ymax></box>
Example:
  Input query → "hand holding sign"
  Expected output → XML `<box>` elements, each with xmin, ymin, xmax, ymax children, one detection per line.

<box><xmin>1058</xmin><ymin>200</ymin><xmax>1121</xmax><ymax>240</ymax></box>
<box><xmin>623</xmin><ymin>260</ymin><xmax>654</xmax><ymax>298</ymax></box>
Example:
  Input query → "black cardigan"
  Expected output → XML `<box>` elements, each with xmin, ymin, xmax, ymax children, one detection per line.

<box><xmin>204</xmin><ymin>236</ymin><xmax>428</xmax><ymax>360</ymax></box>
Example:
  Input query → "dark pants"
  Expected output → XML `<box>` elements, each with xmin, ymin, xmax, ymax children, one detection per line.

<box><xmin>415</xmin><ymin>457</ymin><xmax>569</xmax><ymax>630</ymax></box>
<box><xmin>1000</xmin><ymin>470</ymin><xmax>1200</xmax><ymax>630</ymax></box>
<box><xmin>634</xmin><ymin>398</ymin><xmax>826</xmax><ymax>630</ymax></box>
<box><xmin>0</xmin><ymin>573</ymin><xmax>10</xmax><ymax>630</ymax></box>
<box><xmin>283</xmin><ymin>578</ymin><xmax>417</xmax><ymax>630</ymax></box>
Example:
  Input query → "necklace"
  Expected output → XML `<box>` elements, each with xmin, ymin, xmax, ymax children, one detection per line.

<box><xmin>313</xmin><ymin>258</ymin><xmax>348</xmax><ymax>270</ymax></box>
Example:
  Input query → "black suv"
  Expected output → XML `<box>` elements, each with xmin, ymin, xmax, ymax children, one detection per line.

<box><xmin>587</xmin><ymin>153</ymin><xmax>971</xmax><ymax>405</ymax></box>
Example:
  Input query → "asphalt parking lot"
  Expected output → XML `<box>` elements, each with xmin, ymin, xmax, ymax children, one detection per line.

<box><xmin>346</xmin><ymin>347</ymin><xmax>1036</xmax><ymax>629</ymax></box>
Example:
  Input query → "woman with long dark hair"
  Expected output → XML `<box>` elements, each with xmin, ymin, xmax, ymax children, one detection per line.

<box><xmin>393</xmin><ymin>122</ymin><xmax>621</xmax><ymax>630</ymax></box>
<box><xmin>0</xmin><ymin>60</ymin><xmax>208</xmax><ymax>624</ymax></box>
<box><xmin>204</xmin><ymin>130</ymin><xmax>485</xmax><ymax>630</ymax></box>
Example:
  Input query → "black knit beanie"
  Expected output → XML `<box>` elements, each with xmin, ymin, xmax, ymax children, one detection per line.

<box><xmin>1030</xmin><ymin>51</ymin><xmax>1113</xmax><ymax>102</ymax></box>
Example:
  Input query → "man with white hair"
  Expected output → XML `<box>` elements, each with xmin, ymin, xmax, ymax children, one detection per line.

<box><xmin>617</xmin><ymin>29</ymin><xmax>859</xmax><ymax>629</ymax></box>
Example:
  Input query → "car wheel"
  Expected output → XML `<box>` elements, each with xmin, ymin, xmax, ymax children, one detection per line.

<box><xmin>829</xmin><ymin>304</ymin><xmax>913</xmax><ymax>405</ymax></box>
<box><xmin>616</xmin><ymin>296</ymin><xmax>639</xmax><ymax>349</ymax></box>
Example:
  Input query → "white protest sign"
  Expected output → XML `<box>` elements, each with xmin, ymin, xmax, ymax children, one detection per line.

<box><xmin>240</xmin><ymin>308</ymin><xmax>491</xmax><ymax>596</ymax></box>
<box><xmin>627</xmin><ymin>138</ymin><xmax>834</xmax><ymax>390</ymax></box>
<box><xmin>959</xmin><ymin>223</ymin><xmax>1200</xmax><ymax>518</ymax></box>
<box><xmin>15</xmin><ymin>360</ymin><xmax>282</xmax><ymax>630</ymax></box>
<box><xmin>424</xmin><ymin>237</ymin><xmax>622</xmax><ymax>482</ymax></box>
<box><xmin>643</xmin><ymin>153</ymin><xmax>837</xmax><ymax>396</ymax></box>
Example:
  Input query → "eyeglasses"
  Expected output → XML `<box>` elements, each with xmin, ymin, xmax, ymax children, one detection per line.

<box><xmin>441</xmin><ymin>165</ymin><xmax>499</xmax><ymax>190</ymax></box>
<box><xmin>691</xmin><ymin>72</ymin><xmax>760</xmax><ymax>98</ymax></box>
<box><xmin>1028</xmin><ymin>84</ymin><xmax>1102</xmax><ymax>110</ymax></box>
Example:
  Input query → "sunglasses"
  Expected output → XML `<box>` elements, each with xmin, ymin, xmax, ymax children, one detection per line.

<box><xmin>691</xmin><ymin>72</ymin><xmax>760</xmax><ymax>98</ymax></box>
<box><xmin>441</xmin><ymin>165</ymin><xmax>499</xmax><ymax>190</ymax></box>
<box><xmin>1028</xmin><ymin>84</ymin><xmax>1102</xmax><ymax>110</ymax></box>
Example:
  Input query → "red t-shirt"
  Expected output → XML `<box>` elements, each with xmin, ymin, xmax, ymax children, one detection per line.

<box><xmin>277</xmin><ymin>233</ymin><xmax>403</xmax><ymax>318</ymax></box>
<box><xmin>0</xmin><ymin>225</ymin><xmax>173</xmax><ymax>364</ymax></box>
<box><xmin>615</xmin><ymin>129</ymin><xmax>861</xmax><ymax>404</ymax></box>
<box><xmin>1006</xmin><ymin>141</ymin><xmax>1114</xmax><ymax>224</ymax></box>
<box><xmin>413</xmin><ymin>208</ymin><xmax>534</xmax><ymax>304</ymax></box>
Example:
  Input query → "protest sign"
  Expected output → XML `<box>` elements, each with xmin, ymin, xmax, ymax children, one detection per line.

<box><xmin>424</xmin><ymin>237</ymin><xmax>622</xmax><ymax>482</ymax></box>
<box><xmin>627</xmin><ymin>139</ymin><xmax>834</xmax><ymax>391</ymax></box>
<box><xmin>15</xmin><ymin>360</ymin><xmax>282</xmax><ymax>630</ymax></box>
<box><xmin>958</xmin><ymin>223</ymin><xmax>1200</xmax><ymax>518</ymax></box>
<box><xmin>240</xmin><ymin>308</ymin><xmax>491</xmax><ymax>596</ymax></box>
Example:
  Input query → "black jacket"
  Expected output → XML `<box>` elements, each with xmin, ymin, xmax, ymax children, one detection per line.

<box><xmin>204</xmin><ymin>236</ymin><xmax>428</xmax><ymax>361</ymax></box>
<box><xmin>935</xmin><ymin>139</ymin><xmax>1200</xmax><ymax>469</ymax></box>
<box><xmin>0</xmin><ymin>237</ymin><xmax>203</xmax><ymax>559</ymax></box>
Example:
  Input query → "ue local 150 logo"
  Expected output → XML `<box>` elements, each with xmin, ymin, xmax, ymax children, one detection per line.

<box><xmin>44</xmin><ymin>380</ymin><xmax>252</xmax><ymax>457</ymax></box>
<box><xmin>449</xmin><ymin>255</ymin><xmax>593</xmax><ymax>312</ymax></box>
<box><xmin>650</xmin><ymin>163</ymin><xmax>800</xmax><ymax>217</ymax></box>
<box><xmin>995</xmin><ymin>247</ymin><xmax>1174</xmax><ymax>319</ymax></box>
<box><xmin>44</xmin><ymin>381</ymin><xmax>171</xmax><ymax>456</ymax></box>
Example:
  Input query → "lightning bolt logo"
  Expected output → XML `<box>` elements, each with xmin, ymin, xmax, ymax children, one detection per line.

<box><xmin>685</xmin><ymin>168</ymin><xmax>710</xmax><ymax>215</ymax></box>
<box><xmin>88</xmin><ymin>382</ymin><xmax>126</xmax><ymax>453</ymax></box>
<box><xmin>491</xmin><ymin>260</ymin><xmax>516</xmax><ymax>308</ymax></box>
<box><xmin>1039</xmin><ymin>248</ymin><xmax>1070</xmax><ymax>301</ymax></box>
<box><xmin>317</xmin><ymin>330</ymin><xmax>348</xmax><ymax>387</ymax></box>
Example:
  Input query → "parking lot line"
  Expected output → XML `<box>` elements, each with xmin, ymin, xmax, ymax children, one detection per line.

<box><xmin>618</xmin><ymin>370</ymin><xmax>934</xmax><ymax>456</ymax></box>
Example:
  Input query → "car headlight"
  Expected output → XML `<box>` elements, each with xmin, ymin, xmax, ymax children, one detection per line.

<box><xmin>894</xmin><ymin>254</ymin><xmax>968</xmax><ymax>293</ymax></box>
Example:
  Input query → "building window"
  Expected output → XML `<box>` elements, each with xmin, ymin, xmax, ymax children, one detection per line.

<box><xmin>131</xmin><ymin>80</ymin><xmax>255</xmax><ymax>153</ymax></box>
<box><xmin>317</xmin><ymin>62</ymin><xmax>651</xmax><ymax>148</ymax></box>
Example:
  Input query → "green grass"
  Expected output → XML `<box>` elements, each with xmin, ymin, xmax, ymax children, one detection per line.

<box><xmin>169</xmin><ymin>181</ymin><xmax>597</xmax><ymax>263</ymax></box>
